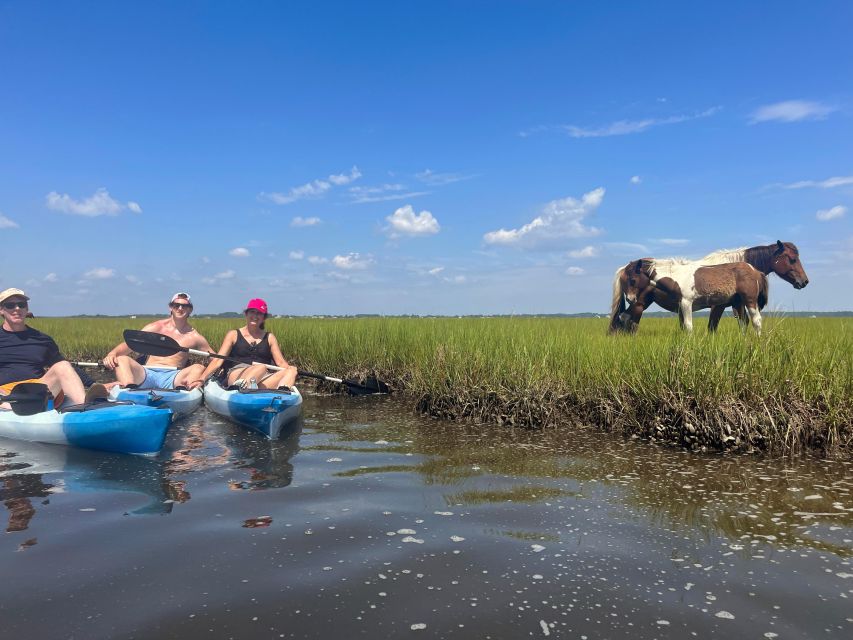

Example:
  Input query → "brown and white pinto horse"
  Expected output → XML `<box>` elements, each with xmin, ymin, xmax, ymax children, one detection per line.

<box><xmin>609</xmin><ymin>240</ymin><xmax>808</xmax><ymax>333</ymax></box>
<box><xmin>621</xmin><ymin>260</ymin><xmax>769</xmax><ymax>334</ymax></box>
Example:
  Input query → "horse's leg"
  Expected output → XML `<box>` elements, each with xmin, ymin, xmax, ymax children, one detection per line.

<box><xmin>732</xmin><ymin>301</ymin><xmax>747</xmax><ymax>332</ymax></box>
<box><xmin>708</xmin><ymin>305</ymin><xmax>725</xmax><ymax>333</ymax></box>
<box><xmin>678</xmin><ymin>299</ymin><xmax>693</xmax><ymax>332</ymax></box>
<box><xmin>746</xmin><ymin>303</ymin><xmax>762</xmax><ymax>336</ymax></box>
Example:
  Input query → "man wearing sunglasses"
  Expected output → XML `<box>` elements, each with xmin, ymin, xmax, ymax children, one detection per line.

<box><xmin>103</xmin><ymin>292</ymin><xmax>213</xmax><ymax>391</ymax></box>
<box><xmin>0</xmin><ymin>288</ymin><xmax>87</xmax><ymax>407</ymax></box>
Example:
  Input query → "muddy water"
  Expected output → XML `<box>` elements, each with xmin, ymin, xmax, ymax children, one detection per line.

<box><xmin>0</xmin><ymin>394</ymin><xmax>850</xmax><ymax>639</ymax></box>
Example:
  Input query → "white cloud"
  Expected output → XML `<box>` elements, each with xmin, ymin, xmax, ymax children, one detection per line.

<box><xmin>428</xmin><ymin>267</ymin><xmax>445</xmax><ymax>276</ymax></box>
<box><xmin>201</xmin><ymin>269</ymin><xmax>235</xmax><ymax>285</ymax></box>
<box><xmin>308</xmin><ymin>256</ymin><xmax>328</xmax><ymax>265</ymax></box>
<box><xmin>44</xmin><ymin>273</ymin><xmax>58</xmax><ymax>283</ymax></box>
<box><xmin>229</xmin><ymin>247</ymin><xmax>251</xmax><ymax>257</ymax></box>
<box><xmin>0</xmin><ymin>212</ymin><xmax>18</xmax><ymax>229</ymax></box>
<box><xmin>750</xmin><ymin>100</ymin><xmax>835</xmax><ymax>124</ymax></box>
<box><xmin>327</xmin><ymin>166</ymin><xmax>362</xmax><ymax>186</ymax></box>
<box><xmin>816</xmin><ymin>205</ymin><xmax>847</xmax><ymax>221</ymax></box>
<box><xmin>484</xmin><ymin>188</ymin><xmax>604</xmax><ymax>248</ymax></box>
<box><xmin>775</xmin><ymin>175</ymin><xmax>853</xmax><ymax>190</ymax></box>
<box><xmin>332</xmin><ymin>253</ymin><xmax>374</xmax><ymax>270</ymax></box>
<box><xmin>415</xmin><ymin>169</ymin><xmax>475</xmax><ymax>185</ymax></box>
<box><xmin>568</xmin><ymin>245</ymin><xmax>599</xmax><ymax>258</ymax></box>
<box><xmin>385</xmin><ymin>205</ymin><xmax>440</xmax><ymax>238</ymax></box>
<box><xmin>565</xmin><ymin>266</ymin><xmax>585</xmax><ymax>276</ymax></box>
<box><xmin>349</xmin><ymin>183</ymin><xmax>430</xmax><ymax>204</ymax></box>
<box><xmin>630</xmin><ymin>176</ymin><xmax>642</xmax><ymax>185</ymax></box>
<box><xmin>125</xmin><ymin>275</ymin><xmax>141</xmax><ymax>285</ymax></box>
<box><xmin>46</xmin><ymin>188</ymin><xmax>142</xmax><ymax>217</ymax></box>
<box><xmin>291</xmin><ymin>216</ymin><xmax>321</xmax><ymax>227</ymax></box>
<box><xmin>656</xmin><ymin>238</ymin><xmax>689</xmax><ymax>246</ymax></box>
<box><xmin>261</xmin><ymin>166</ymin><xmax>361</xmax><ymax>205</ymax></box>
<box><xmin>443</xmin><ymin>275</ymin><xmax>467</xmax><ymax>284</ymax></box>
<box><xmin>289</xmin><ymin>250</ymin><xmax>305</xmax><ymax>260</ymax></box>
<box><xmin>84</xmin><ymin>267</ymin><xmax>115</xmax><ymax>280</ymax></box>
<box><xmin>605</xmin><ymin>242</ymin><xmax>650</xmax><ymax>255</ymax></box>
<box><xmin>525</xmin><ymin>107</ymin><xmax>720</xmax><ymax>138</ymax></box>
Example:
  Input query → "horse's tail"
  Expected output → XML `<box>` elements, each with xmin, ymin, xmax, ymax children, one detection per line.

<box><xmin>608</xmin><ymin>265</ymin><xmax>627</xmax><ymax>332</ymax></box>
<box><xmin>758</xmin><ymin>274</ymin><xmax>769</xmax><ymax>310</ymax></box>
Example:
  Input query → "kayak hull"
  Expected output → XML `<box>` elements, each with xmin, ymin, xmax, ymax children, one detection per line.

<box><xmin>109</xmin><ymin>386</ymin><xmax>203</xmax><ymax>420</ymax></box>
<box><xmin>0</xmin><ymin>402</ymin><xmax>172</xmax><ymax>454</ymax></box>
<box><xmin>203</xmin><ymin>380</ymin><xmax>302</xmax><ymax>439</ymax></box>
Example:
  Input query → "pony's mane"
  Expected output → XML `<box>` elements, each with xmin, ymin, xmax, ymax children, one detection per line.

<box><xmin>701</xmin><ymin>247</ymin><xmax>747</xmax><ymax>263</ymax></box>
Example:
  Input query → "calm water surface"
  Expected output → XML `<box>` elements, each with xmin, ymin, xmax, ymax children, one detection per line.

<box><xmin>1</xmin><ymin>394</ymin><xmax>851</xmax><ymax>639</ymax></box>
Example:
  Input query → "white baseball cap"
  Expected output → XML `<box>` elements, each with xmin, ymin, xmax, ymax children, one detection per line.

<box><xmin>170</xmin><ymin>292</ymin><xmax>192</xmax><ymax>304</ymax></box>
<box><xmin>0</xmin><ymin>288</ymin><xmax>29</xmax><ymax>305</ymax></box>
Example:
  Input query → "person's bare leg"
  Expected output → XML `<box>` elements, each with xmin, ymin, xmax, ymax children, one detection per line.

<box><xmin>174</xmin><ymin>364</ymin><xmax>205</xmax><ymax>389</ymax></box>
<box><xmin>259</xmin><ymin>366</ymin><xmax>297</xmax><ymax>389</ymax></box>
<box><xmin>114</xmin><ymin>356</ymin><xmax>147</xmax><ymax>387</ymax></box>
<box><xmin>41</xmin><ymin>361</ymin><xmax>85</xmax><ymax>405</ymax></box>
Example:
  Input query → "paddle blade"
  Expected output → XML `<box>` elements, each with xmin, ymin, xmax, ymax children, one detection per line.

<box><xmin>343</xmin><ymin>376</ymin><xmax>390</xmax><ymax>395</ymax></box>
<box><xmin>123</xmin><ymin>329</ymin><xmax>183</xmax><ymax>357</ymax></box>
<box><xmin>5</xmin><ymin>382</ymin><xmax>49</xmax><ymax>416</ymax></box>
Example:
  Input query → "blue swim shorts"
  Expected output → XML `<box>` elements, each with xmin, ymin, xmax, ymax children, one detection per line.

<box><xmin>140</xmin><ymin>367</ymin><xmax>180</xmax><ymax>390</ymax></box>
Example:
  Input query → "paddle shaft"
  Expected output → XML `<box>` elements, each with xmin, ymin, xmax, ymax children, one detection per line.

<box><xmin>124</xmin><ymin>329</ymin><xmax>379</xmax><ymax>392</ymax></box>
<box><xmin>185</xmin><ymin>348</ymin><xmax>347</xmax><ymax>384</ymax></box>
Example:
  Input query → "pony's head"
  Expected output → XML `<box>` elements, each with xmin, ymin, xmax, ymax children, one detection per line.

<box><xmin>620</xmin><ymin>259</ymin><xmax>657</xmax><ymax>304</ymax></box>
<box><xmin>771</xmin><ymin>240</ymin><xmax>809</xmax><ymax>289</ymax></box>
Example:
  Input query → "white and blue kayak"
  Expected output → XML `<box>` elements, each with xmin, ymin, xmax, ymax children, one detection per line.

<box><xmin>0</xmin><ymin>402</ymin><xmax>172</xmax><ymax>455</ymax></box>
<box><xmin>203</xmin><ymin>379</ymin><xmax>302</xmax><ymax>439</ymax></box>
<box><xmin>108</xmin><ymin>386</ymin><xmax>203</xmax><ymax>420</ymax></box>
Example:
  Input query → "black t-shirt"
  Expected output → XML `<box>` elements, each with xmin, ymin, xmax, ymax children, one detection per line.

<box><xmin>0</xmin><ymin>326</ymin><xmax>65</xmax><ymax>385</ymax></box>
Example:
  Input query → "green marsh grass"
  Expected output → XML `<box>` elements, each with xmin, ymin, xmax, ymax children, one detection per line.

<box><xmin>31</xmin><ymin>316</ymin><xmax>852</xmax><ymax>454</ymax></box>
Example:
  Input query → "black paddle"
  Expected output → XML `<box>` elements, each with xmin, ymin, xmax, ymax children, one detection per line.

<box><xmin>3</xmin><ymin>382</ymin><xmax>50</xmax><ymax>416</ymax></box>
<box><xmin>122</xmin><ymin>330</ymin><xmax>389</xmax><ymax>395</ymax></box>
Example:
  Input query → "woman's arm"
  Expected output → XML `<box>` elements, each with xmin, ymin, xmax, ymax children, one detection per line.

<box><xmin>197</xmin><ymin>330</ymin><xmax>237</xmax><ymax>382</ymax></box>
<box><xmin>268</xmin><ymin>333</ymin><xmax>290</xmax><ymax>368</ymax></box>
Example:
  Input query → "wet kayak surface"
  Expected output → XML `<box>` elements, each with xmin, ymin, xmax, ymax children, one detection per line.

<box><xmin>1</xmin><ymin>393</ymin><xmax>851</xmax><ymax>639</ymax></box>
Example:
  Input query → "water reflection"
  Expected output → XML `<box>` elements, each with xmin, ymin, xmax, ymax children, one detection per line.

<box><xmin>0</xmin><ymin>438</ymin><xmax>185</xmax><ymax>529</ymax></box>
<box><xmin>308</xmin><ymin>400</ymin><xmax>853</xmax><ymax>556</ymax></box>
<box><xmin>222</xmin><ymin>416</ymin><xmax>303</xmax><ymax>491</ymax></box>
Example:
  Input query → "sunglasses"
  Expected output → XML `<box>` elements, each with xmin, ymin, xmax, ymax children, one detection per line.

<box><xmin>170</xmin><ymin>303</ymin><xmax>192</xmax><ymax>310</ymax></box>
<box><xmin>2</xmin><ymin>301</ymin><xmax>28</xmax><ymax>310</ymax></box>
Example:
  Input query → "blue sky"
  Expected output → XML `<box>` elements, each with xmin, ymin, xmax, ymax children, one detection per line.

<box><xmin>1</xmin><ymin>1</ymin><xmax>850</xmax><ymax>316</ymax></box>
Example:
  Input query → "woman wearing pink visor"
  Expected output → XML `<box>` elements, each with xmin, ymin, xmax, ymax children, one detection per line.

<box><xmin>194</xmin><ymin>298</ymin><xmax>297</xmax><ymax>390</ymax></box>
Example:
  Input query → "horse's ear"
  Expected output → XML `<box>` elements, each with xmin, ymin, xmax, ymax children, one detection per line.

<box><xmin>775</xmin><ymin>240</ymin><xmax>784</xmax><ymax>254</ymax></box>
<box><xmin>634</xmin><ymin>261</ymin><xmax>642</xmax><ymax>274</ymax></box>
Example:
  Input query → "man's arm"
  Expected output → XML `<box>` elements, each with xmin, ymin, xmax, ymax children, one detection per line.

<box><xmin>103</xmin><ymin>321</ymin><xmax>159</xmax><ymax>369</ymax></box>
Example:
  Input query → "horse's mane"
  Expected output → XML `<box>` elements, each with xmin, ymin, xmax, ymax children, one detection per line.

<box><xmin>701</xmin><ymin>247</ymin><xmax>747</xmax><ymax>263</ymax></box>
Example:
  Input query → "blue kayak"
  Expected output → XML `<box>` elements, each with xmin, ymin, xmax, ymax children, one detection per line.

<box><xmin>0</xmin><ymin>401</ymin><xmax>172</xmax><ymax>454</ymax></box>
<box><xmin>108</xmin><ymin>386</ymin><xmax>203</xmax><ymax>420</ymax></box>
<box><xmin>203</xmin><ymin>379</ymin><xmax>302</xmax><ymax>439</ymax></box>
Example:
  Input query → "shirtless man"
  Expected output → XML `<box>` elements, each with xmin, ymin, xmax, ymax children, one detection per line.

<box><xmin>0</xmin><ymin>288</ymin><xmax>87</xmax><ymax>407</ymax></box>
<box><xmin>103</xmin><ymin>293</ymin><xmax>213</xmax><ymax>391</ymax></box>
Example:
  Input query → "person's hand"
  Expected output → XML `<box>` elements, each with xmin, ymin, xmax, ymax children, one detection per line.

<box><xmin>103</xmin><ymin>352</ymin><xmax>118</xmax><ymax>369</ymax></box>
<box><xmin>186</xmin><ymin>379</ymin><xmax>204</xmax><ymax>390</ymax></box>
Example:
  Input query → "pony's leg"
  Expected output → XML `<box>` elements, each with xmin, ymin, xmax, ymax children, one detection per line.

<box><xmin>732</xmin><ymin>302</ymin><xmax>748</xmax><ymax>332</ymax></box>
<box><xmin>678</xmin><ymin>300</ymin><xmax>693</xmax><ymax>332</ymax></box>
<box><xmin>746</xmin><ymin>304</ymin><xmax>762</xmax><ymax>336</ymax></box>
<box><xmin>708</xmin><ymin>305</ymin><xmax>725</xmax><ymax>333</ymax></box>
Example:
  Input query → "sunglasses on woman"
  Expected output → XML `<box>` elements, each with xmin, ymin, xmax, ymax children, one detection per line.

<box><xmin>2</xmin><ymin>301</ymin><xmax>28</xmax><ymax>310</ymax></box>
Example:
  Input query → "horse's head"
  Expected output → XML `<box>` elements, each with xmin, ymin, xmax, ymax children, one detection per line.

<box><xmin>772</xmin><ymin>240</ymin><xmax>809</xmax><ymax>289</ymax></box>
<box><xmin>621</xmin><ymin>259</ymin><xmax>657</xmax><ymax>304</ymax></box>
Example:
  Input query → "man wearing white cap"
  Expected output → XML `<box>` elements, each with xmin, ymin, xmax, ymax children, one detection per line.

<box><xmin>0</xmin><ymin>288</ymin><xmax>87</xmax><ymax>406</ymax></box>
<box><xmin>103</xmin><ymin>292</ymin><xmax>213</xmax><ymax>391</ymax></box>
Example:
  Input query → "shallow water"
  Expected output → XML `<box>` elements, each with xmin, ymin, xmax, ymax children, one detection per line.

<box><xmin>1</xmin><ymin>394</ymin><xmax>851</xmax><ymax>639</ymax></box>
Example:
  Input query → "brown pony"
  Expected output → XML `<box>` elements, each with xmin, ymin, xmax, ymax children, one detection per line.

<box><xmin>609</xmin><ymin>240</ymin><xmax>808</xmax><ymax>333</ymax></box>
<box><xmin>621</xmin><ymin>260</ymin><xmax>769</xmax><ymax>334</ymax></box>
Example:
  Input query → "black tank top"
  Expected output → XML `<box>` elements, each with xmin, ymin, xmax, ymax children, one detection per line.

<box><xmin>228</xmin><ymin>330</ymin><xmax>273</xmax><ymax>369</ymax></box>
